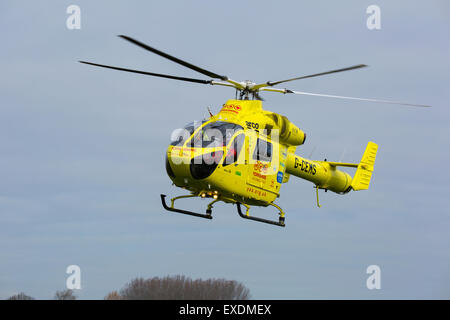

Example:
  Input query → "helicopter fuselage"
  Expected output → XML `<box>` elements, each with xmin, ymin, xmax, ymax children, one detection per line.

<box><xmin>165</xmin><ymin>99</ymin><xmax>297</xmax><ymax>206</ymax></box>
<box><xmin>165</xmin><ymin>99</ymin><xmax>347</xmax><ymax>207</ymax></box>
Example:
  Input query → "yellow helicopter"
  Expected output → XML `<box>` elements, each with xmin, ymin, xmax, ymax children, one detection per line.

<box><xmin>80</xmin><ymin>35</ymin><xmax>430</xmax><ymax>227</ymax></box>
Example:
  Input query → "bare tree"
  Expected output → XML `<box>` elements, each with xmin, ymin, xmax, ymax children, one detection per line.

<box><xmin>115</xmin><ymin>275</ymin><xmax>250</xmax><ymax>300</ymax></box>
<box><xmin>104</xmin><ymin>291</ymin><xmax>121</xmax><ymax>300</ymax></box>
<box><xmin>7</xmin><ymin>292</ymin><xmax>35</xmax><ymax>300</ymax></box>
<box><xmin>54</xmin><ymin>289</ymin><xmax>77</xmax><ymax>300</ymax></box>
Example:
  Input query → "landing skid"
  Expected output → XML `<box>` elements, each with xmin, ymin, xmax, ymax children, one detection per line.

<box><xmin>160</xmin><ymin>194</ymin><xmax>286</xmax><ymax>227</ymax></box>
<box><xmin>236</xmin><ymin>202</ymin><xmax>285</xmax><ymax>227</ymax></box>
<box><xmin>160</xmin><ymin>194</ymin><xmax>212</xmax><ymax>220</ymax></box>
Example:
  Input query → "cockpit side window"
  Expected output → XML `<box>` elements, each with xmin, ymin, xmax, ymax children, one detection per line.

<box><xmin>223</xmin><ymin>133</ymin><xmax>245</xmax><ymax>166</ymax></box>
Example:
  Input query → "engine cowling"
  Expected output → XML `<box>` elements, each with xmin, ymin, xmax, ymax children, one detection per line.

<box><xmin>274</xmin><ymin>114</ymin><xmax>306</xmax><ymax>146</ymax></box>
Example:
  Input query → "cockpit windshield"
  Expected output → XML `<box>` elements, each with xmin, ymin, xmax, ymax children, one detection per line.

<box><xmin>189</xmin><ymin>121</ymin><xmax>243</xmax><ymax>148</ymax></box>
<box><xmin>170</xmin><ymin>121</ymin><xmax>205</xmax><ymax>146</ymax></box>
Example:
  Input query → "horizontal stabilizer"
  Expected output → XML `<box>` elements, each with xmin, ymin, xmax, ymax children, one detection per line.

<box><xmin>326</xmin><ymin>161</ymin><xmax>359</xmax><ymax>168</ymax></box>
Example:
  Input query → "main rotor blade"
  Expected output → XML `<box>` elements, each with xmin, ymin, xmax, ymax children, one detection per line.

<box><xmin>261</xmin><ymin>87</ymin><xmax>431</xmax><ymax>107</ymax></box>
<box><xmin>118</xmin><ymin>35</ymin><xmax>228</xmax><ymax>81</ymax></box>
<box><xmin>252</xmin><ymin>64</ymin><xmax>368</xmax><ymax>90</ymax></box>
<box><xmin>289</xmin><ymin>90</ymin><xmax>431</xmax><ymax>107</ymax></box>
<box><xmin>79</xmin><ymin>61</ymin><xmax>212</xmax><ymax>84</ymax></box>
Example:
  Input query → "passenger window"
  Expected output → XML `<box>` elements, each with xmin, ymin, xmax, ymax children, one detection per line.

<box><xmin>223</xmin><ymin>134</ymin><xmax>245</xmax><ymax>166</ymax></box>
<box><xmin>252</xmin><ymin>138</ymin><xmax>272</xmax><ymax>162</ymax></box>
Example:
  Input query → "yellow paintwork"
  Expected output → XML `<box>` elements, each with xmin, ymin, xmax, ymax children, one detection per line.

<box><xmin>351</xmin><ymin>142</ymin><xmax>378</xmax><ymax>190</ymax></box>
<box><xmin>285</xmin><ymin>154</ymin><xmax>353</xmax><ymax>193</ymax></box>
<box><xmin>166</xmin><ymin>99</ymin><xmax>378</xmax><ymax>208</ymax></box>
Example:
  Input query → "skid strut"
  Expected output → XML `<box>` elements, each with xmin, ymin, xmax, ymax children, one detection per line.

<box><xmin>236</xmin><ymin>202</ymin><xmax>285</xmax><ymax>227</ymax></box>
<box><xmin>160</xmin><ymin>194</ymin><xmax>212</xmax><ymax>220</ymax></box>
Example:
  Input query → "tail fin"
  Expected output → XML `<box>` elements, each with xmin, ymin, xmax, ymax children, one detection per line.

<box><xmin>351</xmin><ymin>141</ymin><xmax>378</xmax><ymax>191</ymax></box>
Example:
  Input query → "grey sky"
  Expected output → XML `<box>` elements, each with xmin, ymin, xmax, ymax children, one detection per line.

<box><xmin>0</xmin><ymin>1</ymin><xmax>449</xmax><ymax>299</ymax></box>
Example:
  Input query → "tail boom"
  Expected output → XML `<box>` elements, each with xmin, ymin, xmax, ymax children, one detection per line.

<box><xmin>285</xmin><ymin>155</ymin><xmax>353</xmax><ymax>193</ymax></box>
<box><xmin>285</xmin><ymin>141</ymin><xmax>378</xmax><ymax>194</ymax></box>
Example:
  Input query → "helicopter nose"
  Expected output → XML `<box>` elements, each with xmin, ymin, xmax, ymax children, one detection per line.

<box><xmin>165</xmin><ymin>154</ymin><xmax>176</xmax><ymax>179</ymax></box>
<box><xmin>166</xmin><ymin>147</ymin><xmax>193</xmax><ymax>180</ymax></box>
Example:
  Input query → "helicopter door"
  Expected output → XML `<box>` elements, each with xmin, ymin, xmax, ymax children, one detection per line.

<box><xmin>246</xmin><ymin>137</ymin><xmax>274</xmax><ymax>192</ymax></box>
